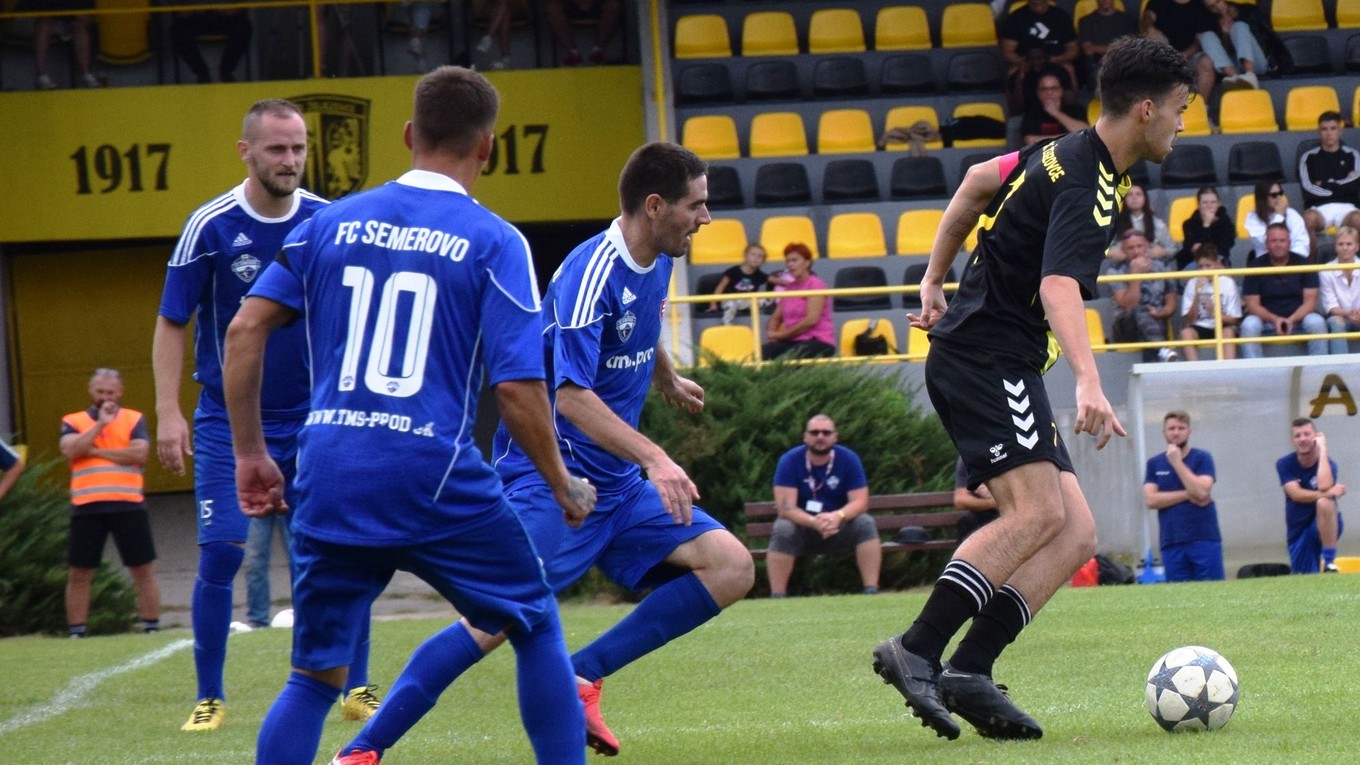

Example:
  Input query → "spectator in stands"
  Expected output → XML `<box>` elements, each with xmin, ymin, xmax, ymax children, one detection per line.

<box><xmin>401</xmin><ymin>2</ymin><xmax>436</xmax><ymax>71</ymax></box>
<box><xmin>170</xmin><ymin>0</ymin><xmax>253</xmax><ymax>84</ymax></box>
<box><xmin>953</xmin><ymin>457</ymin><xmax>998</xmax><ymax>543</ymax></box>
<box><xmin>472</xmin><ymin>0</ymin><xmax>516</xmax><ymax>70</ymax></box>
<box><xmin>704</xmin><ymin>243</ymin><xmax>771</xmax><ymax>319</ymax></box>
<box><xmin>763</xmin><ymin>243</ymin><xmax>836</xmax><ymax>359</ymax></box>
<box><xmin>1245</xmin><ymin>179</ymin><xmax>1311</xmax><ymax>259</ymax></box>
<box><xmin>1109</xmin><ymin>231</ymin><xmax>1180</xmax><ymax>361</ymax></box>
<box><xmin>767</xmin><ymin>414</ymin><xmax>878</xmax><ymax>597</ymax></box>
<box><xmin>1277</xmin><ymin>418</ymin><xmax>1344</xmax><ymax>574</ymax></box>
<box><xmin>1078</xmin><ymin>0</ymin><xmax>1137</xmax><ymax>86</ymax></box>
<box><xmin>1198</xmin><ymin>0</ymin><xmax>1268</xmax><ymax>90</ymax></box>
<box><xmin>1021</xmin><ymin>73</ymin><xmax>1089</xmax><ymax>146</ymax></box>
<box><xmin>1300</xmin><ymin>111</ymin><xmax>1360</xmax><ymax>243</ymax></box>
<box><xmin>1001</xmin><ymin>0</ymin><xmax>1079</xmax><ymax>104</ymax></box>
<box><xmin>22</xmin><ymin>0</ymin><xmax>101</xmax><ymax>89</ymax></box>
<box><xmin>1178</xmin><ymin>244</ymin><xmax>1241</xmax><ymax>360</ymax></box>
<box><xmin>1143</xmin><ymin>410</ymin><xmax>1224</xmax><ymax>582</ymax></box>
<box><xmin>1321</xmin><ymin>225</ymin><xmax>1360</xmax><ymax>355</ymax></box>
<box><xmin>1176</xmin><ymin>186</ymin><xmax>1235</xmax><ymax>269</ymax></box>
<box><xmin>545</xmin><ymin>0</ymin><xmax>620</xmax><ymax>66</ymax></box>
<box><xmin>1240</xmin><ymin>222</ymin><xmax>1328</xmax><ymax>357</ymax></box>
<box><xmin>1140</xmin><ymin>0</ymin><xmax>1215</xmax><ymax>106</ymax></box>
<box><xmin>1109</xmin><ymin>184</ymin><xmax>1174</xmax><ymax>263</ymax></box>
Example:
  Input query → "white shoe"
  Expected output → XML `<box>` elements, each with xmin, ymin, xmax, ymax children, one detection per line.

<box><xmin>1239</xmin><ymin>71</ymin><xmax>1259</xmax><ymax>89</ymax></box>
<box><xmin>1157</xmin><ymin>347</ymin><xmax>1179</xmax><ymax>362</ymax></box>
<box><xmin>36</xmin><ymin>73</ymin><xmax>57</xmax><ymax>90</ymax></box>
<box><xmin>475</xmin><ymin>34</ymin><xmax>494</xmax><ymax>54</ymax></box>
<box><xmin>490</xmin><ymin>56</ymin><xmax>510</xmax><ymax>70</ymax></box>
<box><xmin>80</xmin><ymin>72</ymin><xmax>102</xmax><ymax>88</ymax></box>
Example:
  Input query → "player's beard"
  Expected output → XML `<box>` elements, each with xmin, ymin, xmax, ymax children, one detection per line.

<box><xmin>808</xmin><ymin>443</ymin><xmax>833</xmax><ymax>457</ymax></box>
<box><xmin>260</xmin><ymin>172</ymin><xmax>300</xmax><ymax>198</ymax></box>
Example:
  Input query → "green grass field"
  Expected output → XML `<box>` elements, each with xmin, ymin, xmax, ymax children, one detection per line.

<box><xmin>2</xmin><ymin>575</ymin><xmax>1357</xmax><ymax>764</ymax></box>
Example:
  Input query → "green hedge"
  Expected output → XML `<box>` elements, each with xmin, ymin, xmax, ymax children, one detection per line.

<box><xmin>0</xmin><ymin>458</ymin><xmax>136</xmax><ymax>636</ymax></box>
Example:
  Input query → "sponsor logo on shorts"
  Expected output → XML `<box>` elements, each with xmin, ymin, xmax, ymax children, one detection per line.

<box><xmin>989</xmin><ymin>442</ymin><xmax>1007</xmax><ymax>464</ymax></box>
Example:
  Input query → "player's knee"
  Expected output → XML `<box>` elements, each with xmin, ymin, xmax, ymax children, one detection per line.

<box><xmin>198</xmin><ymin>541</ymin><xmax>246</xmax><ymax>585</ymax></box>
<box><xmin>1317</xmin><ymin>497</ymin><xmax>1338</xmax><ymax>519</ymax></box>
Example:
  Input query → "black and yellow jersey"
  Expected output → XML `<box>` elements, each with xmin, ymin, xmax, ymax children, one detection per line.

<box><xmin>930</xmin><ymin>128</ymin><xmax>1129</xmax><ymax>371</ymax></box>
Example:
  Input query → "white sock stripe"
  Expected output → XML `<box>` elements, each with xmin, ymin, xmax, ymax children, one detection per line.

<box><xmin>999</xmin><ymin>584</ymin><xmax>1033</xmax><ymax>626</ymax></box>
<box><xmin>941</xmin><ymin>561</ymin><xmax>995</xmax><ymax>609</ymax></box>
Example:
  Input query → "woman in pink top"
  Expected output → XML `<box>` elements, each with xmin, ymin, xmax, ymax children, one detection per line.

<box><xmin>763</xmin><ymin>242</ymin><xmax>836</xmax><ymax>359</ymax></box>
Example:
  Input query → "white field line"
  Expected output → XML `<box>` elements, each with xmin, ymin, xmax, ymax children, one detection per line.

<box><xmin>0</xmin><ymin>638</ymin><xmax>193</xmax><ymax>736</ymax></box>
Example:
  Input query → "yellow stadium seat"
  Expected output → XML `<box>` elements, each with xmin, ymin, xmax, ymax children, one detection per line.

<box><xmin>874</xmin><ymin>6</ymin><xmax>931</xmax><ymax>51</ymax></box>
<box><xmin>817</xmin><ymin>109</ymin><xmax>876</xmax><ymax>155</ymax></box>
<box><xmin>1235</xmin><ymin>195</ymin><xmax>1254</xmax><ymax>239</ymax></box>
<box><xmin>839</xmin><ymin>318</ymin><xmax>899</xmax><ymax>357</ymax></box>
<box><xmin>760</xmin><ymin>216</ymin><xmax>819</xmax><ymax>259</ymax></box>
<box><xmin>883</xmin><ymin>105</ymin><xmax>943</xmax><ymax>152</ymax></box>
<box><xmin>681</xmin><ymin>115</ymin><xmax>739</xmax><ymax>161</ymax></box>
<box><xmin>1218</xmin><ymin>90</ymin><xmax>1277</xmax><ymax>134</ymax></box>
<box><xmin>1271</xmin><ymin>0</ymin><xmax>1327</xmax><ymax>31</ymax></box>
<box><xmin>1339</xmin><ymin>0</ymin><xmax>1360</xmax><ymax>26</ymax></box>
<box><xmin>1332</xmin><ymin>556</ymin><xmax>1360</xmax><ymax>573</ymax></box>
<box><xmin>905</xmin><ymin>326</ymin><xmax>930</xmax><ymax>360</ymax></box>
<box><xmin>1285</xmin><ymin>85</ymin><xmax>1341</xmax><ymax>132</ymax></box>
<box><xmin>896</xmin><ymin>209</ymin><xmax>945</xmax><ymax>256</ymax></box>
<box><xmin>951</xmin><ymin>102</ymin><xmax>1007</xmax><ymax>148</ymax></box>
<box><xmin>690</xmin><ymin>219</ymin><xmax>747</xmax><ymax>265</ymax></box>
<box><xmin>1353</xmin><ymin>86</ymin><xmax>1360</xmax><ymax>130</ymax></box>
<box><xmin>749</xmin><ymin>112</ymin><xmax>809</xmax><ymax>158</ymax></box>
<box><xmin>1167</xmin><ymin>195</ymin><xmax>1197</xmax><ymax>235</ymax></box>
<box><xmin>1181</xmin><ymin>96</ymin><xmax>1212</xmax><ymax>138</ymax></box>
<box><xmin>808</xmin><ymin>8</ymin><xmax>866</xmax><ymax>54</ymax></box>
<box><xmin>1085</xmin><ymin>308</ymin><xmax>1107</xmax><ymax>352</ymax></box>
<box><xmin>699</xmin><ymin>325</ymin><xmax>756</xmax><ymax>365</ymax></box>
<box><xmin>742</xmin><ymin>11</ymin><xmax>799</xmax><ymax>56</ymax></box>
<box><xmin>940</xmin><ymin>4</ymin><xmax>997</xmax><ymax>48</ymax></box>
<box><xmin>674</xmin><ymin>15</ymin><xmax>732</xmax><ymax>59</ymax></box>
<box><xmin>827</xmin><ymin>212</ymin><xmax>887</xmax><ymax>258</ymax></box>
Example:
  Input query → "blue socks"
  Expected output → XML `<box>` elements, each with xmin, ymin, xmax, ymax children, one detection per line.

<box><xmin>572</xmin><ymin>572</ymin><xmax>720</xmax><ymax>682</ymax></box>
<box><xmin>192</xmin><ymin>542</ymin><xmax>244</xmax><ymax>700</ymax></box>
<box><xmin>508</xmin><ymin>607</ymin><xmax>585</xmax><ymax>764</ymax></box>
<box><xmin>257</xmin><ymin>671</ymin><xmax>344</xmax><ymax>765</ymax></box>
<box><xmin>1323</xmin><ymin>547</ymin><xmax>1338</xmax><ymax>568</ymax></box>
<box><xmin>349</xmin><ymin>616</ymin><xmax>372</xmax><ymax>690</ymax></box>
<box><xmin>343</xmin><ymin>622</ymin><xmax>485</xmax><ymax>758</ymax></box>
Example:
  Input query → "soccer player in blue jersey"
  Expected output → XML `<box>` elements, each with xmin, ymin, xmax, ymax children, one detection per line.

<box><xmin>153</xmin><ymin>98</ymin><xmax>379</xmax><ymax>732</ymax></box>
<box><xmin>223</xmin><ymin>66</ymin><xmax>596</xmax><ymax>765</ymax></box>
<box><xmin>330</xmin><ymin>142</ymin><xmax>755</xmax><ymax>764</ymax></box>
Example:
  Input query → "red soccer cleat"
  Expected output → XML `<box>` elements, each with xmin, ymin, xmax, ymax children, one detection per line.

<box><xmin>578</xmin><ymin>679</ymin><xmax>620</xmax><ymax>756</ymax></box>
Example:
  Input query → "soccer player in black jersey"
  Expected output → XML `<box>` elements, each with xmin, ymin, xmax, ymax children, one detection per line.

<box><xmin>872</xmin><ymin>36</ymin><xmax>1195</xmax><ymax>741</ymax></box>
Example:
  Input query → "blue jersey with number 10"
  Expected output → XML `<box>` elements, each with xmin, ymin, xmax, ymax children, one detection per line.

<box><xmin>248</xmin><ymin>171</ymin><xmax>545</xmax><ymax>546</ymax></box>
<box><xmin>492</xmin><ymin>219</ymin><xmax>673</xmax><ymax>491</ymax></box>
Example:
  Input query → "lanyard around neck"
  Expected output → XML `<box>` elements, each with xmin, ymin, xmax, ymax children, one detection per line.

<box><xmin>805</xmin><ymin>447</ymin><xmax>835</xmax><ymax>496</ymax></box>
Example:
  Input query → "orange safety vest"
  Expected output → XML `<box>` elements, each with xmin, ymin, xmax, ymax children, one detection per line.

<box><xmin>62</xmin><ymin>407</ymin><xmax>145</xmax><ymax>505</ymax></box>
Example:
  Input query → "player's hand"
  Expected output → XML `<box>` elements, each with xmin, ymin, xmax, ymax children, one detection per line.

<box><xmin>659</xmin><ymin>375</ymin><xmax>705</xmax><ymax>414</ymax></box>
<box><xmin>1277</xmin><ymin>318</ymin><xmax>1292</xmax><ymax>336</ymax></box>
<box><xmin>97</xmin><ymin>401</ymin><xmax>118</xmax><ymax>425</ymax></box>
<box><xmin>907</xmin><ymin>281</ymin><xmax>948</xmax><ymax>331</ymax></box>
<box><xmin>235</xmin><ymin>453</ymin><xmax>287</xmax><ymax>517</ymax></box>
<box><xmin>1314</xmin><ymin>432</ymin><xmax>1327</xmax><ymax>451</ymax></box>
<box><xmin>156</xmin><ymin>409</ymin><xmax>193</xmax><ymax>475</ymax></box>
<box><xmin>1165</xmin><ymin>443</ymin><xmax>1183</xmax><ymax>463</ymax></box>
<box><xmin>1073</xmin><ymin>379</ymin><xmax>1125</xmax><ymax>450</ymax></box>
<box><xmin>1329</xmin><ymin>482</ymin><xmax>1346</xmax><ymax>499</ymax></box>
<box><xmin>812</xmin><ymin>512</ymin><xmax>840</xmax><ymax>539</ymax></box>
<box><xmin>554</xmin><ymin>476</ymin><xmax>596</xmax><ymax>529</ymax></box>
<box><xmin>645</xmin><ymin>456</ymin><xmax>698</xmax><ymax>525</ymax></box>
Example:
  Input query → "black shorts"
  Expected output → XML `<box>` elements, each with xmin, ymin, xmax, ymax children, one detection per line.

<box><xmin>69</xmin><ymin>509</ymin><xmax>157</xmax><ymax>569</ymax></box>
<box><xmin>925</xmin><ymin>339</ymin><xmax>1073</xmax><ymax>490</ymax></box>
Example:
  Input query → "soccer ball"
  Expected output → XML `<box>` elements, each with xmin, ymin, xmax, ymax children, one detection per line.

<box><xmin>271</xmin><ymin>608</ymin><xmax>295</xmax><ymax>629</ymax></box>
<box><xmin>1145</xmin><ymin>645</ymin><xmax>1239</xmax><ymax>732</ymax></box>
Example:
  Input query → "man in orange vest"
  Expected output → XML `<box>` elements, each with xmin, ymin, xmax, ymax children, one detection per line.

<box><xmin>60</xmin><ymin>368</ymin><xmax>161</xmax><ymax>638</ymax></box>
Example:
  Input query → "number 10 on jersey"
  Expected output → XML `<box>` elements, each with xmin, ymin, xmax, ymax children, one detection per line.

<box><xmin>340</xmin><ymin>266</ymin><xmax>436</xmax><ymax>398</ymax></box>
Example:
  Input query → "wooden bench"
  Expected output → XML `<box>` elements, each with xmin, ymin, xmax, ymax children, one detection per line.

<box><xmin>742</xmin><ymin>491</ymin><xmax>965</xmax><ymax>561</ymax></box>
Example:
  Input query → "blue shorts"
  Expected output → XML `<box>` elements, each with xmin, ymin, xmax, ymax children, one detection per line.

<box><xmin>1288</xmin><ymin>513</ymin><xmax>1345</xmax><ymax>574</ymax></box>
<box><xmin>289</xmin><ymin>500</ymin><xmax>554</xmax><ymax>671</ymax></box>
<box><xmin>1161</xmin><ymin>540</ymin><xmax>1225</xmax><ymax>582</ymax></box>
<box><xmin>509</xmin><ymin>475</ymin><xmax>727</xmax><ymax>593</ymax></box>
<box><xmin>194</xmin><ymin>409</ymin><xmax>301</xmax><ymax>545</ymax></box>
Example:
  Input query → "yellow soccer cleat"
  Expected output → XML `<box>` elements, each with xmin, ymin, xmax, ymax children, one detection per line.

<box><xmin>181</xmin><ymin>698</ymin><xmax>225</xmax><ymax>732</ymax></box>
<box><xmin>341</xmin><ymin>684</ymin><xmax>382</xmax><ymax>721</ymax></box>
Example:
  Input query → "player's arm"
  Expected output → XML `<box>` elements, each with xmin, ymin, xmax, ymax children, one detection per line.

<box><xmin>773</xmin><ymin>484</ymin><xmax>814</xmax><ymax>526</ymax></box>
<box><xmin>92</xmin><ymin>438</ymin><xmax>150</xmax><ymax>466</ymax></box>
<box><xmin>1314</xmin><ymin>434</ymin><xmax>1335</xmax><ymax>491</ymax></box>
<box><xmin>1282</xmin><ymin>479</ymin><xmax>1332</xmax><ymax>504</ymax></box>
<box><xmin>152</xmin><ymin>315</ymin><xmax>192</xmax><ymax>474</ymax></box>
<box><xmin>223</xmin><ymin>296</ymin><xmax>294</xmax><ymax>517</ymax></box>
<box><xmin>912</xmin><ymin>155</ymin><xmax>1007</xmax><ymax>330</ymax></box>
<box><xmin>1143</xmin><ymin>480</ymin><xmax>1187</xmax><ymax>510</ymax></box>
<box><xmin>1288</xmin><ymin>288</ymin><xmax>1320</xmax><ymax>326</ymax></box>
<box><xmin>652</xmin><ymin>340</ymin><xmax>703</xmax><ymax>413</ymax></box>
<box><xmin>59</xmin><ymin>421</ymin><xmax>104</xmax><ymax>460</ymax></box>
<box><xmin>1171</xmin><ymin>463</ymin><xmax>1213</xmax><ymax>504</ymax></box>
<box><xmin>1041</xmin><ymin>273</ymin><xmax>1125</xmax><ymax>448</ymax></box>
<box><xmin>955</xmin><ymin>484</ymin><xmax>997</xmax><ymax>512</ymax></box>
<box><xmin>557</xmin><ymin>381</ymin><xmax>697</xmax><ymax>524</ymax></box>
<box><xmin>497</xmin><ymin>379</ymin><xmax>594</xmax><ymax>527</ymax></box>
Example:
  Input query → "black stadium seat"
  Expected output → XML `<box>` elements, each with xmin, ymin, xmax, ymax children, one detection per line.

<box><xmin>675</xmin><ymin>63</ymin><xmax>734</xmax><ymax>105</ymax></box>
<box><xmin>902</xmin><ymin>263</ymin><xmax>955</xmax><ymax>309</ymax></box>
<box><xmin>822</xmin><ymin>158</ymin><xmax>880</xmax><ymax>202</ymax></box>
<box><xmin>879</xmin><ymin>53</ymin><xmax>935</xmax><ymax>95</ymax></box>
<box><xmin>812</xmin><ymin>57</ymin><xmax>869</xmax><ymax>98</ymax></box>
<box><xmin>745</xmin><ymin>59</ymin><xmax>800</xmax><ymax>100</ymax></box>
<box><xmin>1159</xmin><ymin>144</ymin><xmax>1217</xmax><ymax>187</ymax></box>
<box><xmin>1282</xmin><ymin>35</ymin><xmax>1332</xmax><ymax>76</ymax></box>
<box><xmin>946</xmin><ymin>51</ymin><xmax>1004</xmax><ymax>91</ymax></box>
<box><xmin>833</xmin><ymin>266</ymin><xmax>891</xmax><ymax>311</ymax></box>
<box><xmin>1228</xmin><ymin>141</ymin><xmax>1284</xmax><ymax>184</ymax></box>
<box><xmin>706</xmin><ymin>165</ymin><xmax>744</xmax><ymax>209</ymax></box>
<box><xmin>889</xmin><ymin>156</ymin><xmax>947</xmax><ymax>199</ymax></box>
<box><xmin>754</xmin><ymin>162</ymin><xmax>812</xmax><ymax>206</ymax></box>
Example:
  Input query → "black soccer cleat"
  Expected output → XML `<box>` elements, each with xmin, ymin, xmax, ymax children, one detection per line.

<box><xmin>872</xmin><ymin>637</ymin><xmax>961</xmax><ymax>740</ymax></box>
<box><xmin>939</xmin><ymin>663</ymin><xmax>1044</xmax><ymax>740</ymax></box>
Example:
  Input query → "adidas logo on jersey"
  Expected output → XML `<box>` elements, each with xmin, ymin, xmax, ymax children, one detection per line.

<box><xmin>621</xmin><ymin>287</ymin><xmax>637</xmax><ymax>305</ymax></box>
<box><xmin>232</xmin><ymin>232</ymin><xmax>254</xmax><ymax>249</ymax></box>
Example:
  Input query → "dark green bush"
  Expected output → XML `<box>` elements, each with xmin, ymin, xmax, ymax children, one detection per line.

<box><xmin>0</xmin><ymin>458</ymin><xmax>136</xmax><ymax>636</ymax></box>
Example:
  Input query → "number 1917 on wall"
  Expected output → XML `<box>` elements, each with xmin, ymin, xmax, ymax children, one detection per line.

<box><xmin>70</xmin><ymin>143</ymin><xmax>171</xmax><ymax>194</ymax></box>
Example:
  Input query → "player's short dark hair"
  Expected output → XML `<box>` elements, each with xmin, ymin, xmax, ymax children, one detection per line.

<box><xmin>1195</xmin><ymin>243</ymin><xmax>1219</xmax><ymax>261</ymax></box>
<box><xmin>1266</xmin><ymin>221</ymin><xmax>1291</xmax><ymax>236</ymax></box>
<box><xmin>412</xmin><ymin>66</ymin><xmax>499</xmax><ymax>157</ymax></box>
<box><xmin>1097</xmin><ymin>36</ymin><xmax>1196</xmax><ymax>117</ymax></box>
<box><xmin>1319</xmin><ymin>110</ymin><xmax>1344</xmax><ymax>125</ymax></box>
<box><xmin>1164</xmin><ymin>410</ymin><xmax>1190</xmax><ymax>426</ymax></box>
<box><xmin>1292</xmin><ymin>417</ymin><xmax>1315</xmax><ymax>429</ymax></box>
<box><xmin>242</xmin><ymin>98</ymin><xmax>303</xmax><ymax>141</ymax></box>
<box><xmin>618</xmin><ymin>143</ymin><xmax>707</xmax><ymax>216</ymax></box>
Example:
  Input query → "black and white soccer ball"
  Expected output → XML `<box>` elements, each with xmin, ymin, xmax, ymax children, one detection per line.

<box><xmin>1145</xmin><ymin>645</ymin><xmax>1239</xmax><ymax>732</ymax></box>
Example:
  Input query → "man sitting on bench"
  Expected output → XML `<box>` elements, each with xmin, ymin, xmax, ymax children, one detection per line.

<box><xmin>767</xmin><ymin>414</ymin><xmax>879</xmax><ymax>597</ymax></box>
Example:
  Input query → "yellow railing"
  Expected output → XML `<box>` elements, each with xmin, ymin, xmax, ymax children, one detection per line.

<box><xmin>668</xmin><ymin>261</ymin><xmax>1360</xmax><ymax>367</ymax></box>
